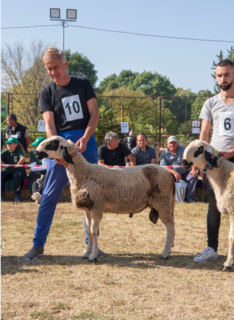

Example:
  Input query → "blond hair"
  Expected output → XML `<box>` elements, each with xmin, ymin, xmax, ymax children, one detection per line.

<box><xmin>43</xmin><ymin>47</ymin><xmax>66</xmax><ymax>64</ymax></box>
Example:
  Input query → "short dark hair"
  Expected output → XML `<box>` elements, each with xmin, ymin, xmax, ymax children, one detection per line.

<box><xmin>137</xmin><ymin>133</ymin><xmax>147</xmax><ymax>140</ymax></box>
<box><xmin>216</xmin><ymin>60</ymin><xmax>234</xmax><ymax>68</ymax></box>
<box><xmin>7</xmin><ymin>114</ymin><xmax>17</xmax><ymax>122</ymax></box>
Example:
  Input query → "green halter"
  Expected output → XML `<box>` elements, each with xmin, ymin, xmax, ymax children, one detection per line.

<box><xmin>203</xmin><ymin>156</ymin><xmax>219</xmax><ymax>172</ymax></box>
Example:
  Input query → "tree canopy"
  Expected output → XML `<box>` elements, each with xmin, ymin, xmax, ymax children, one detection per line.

<box><xmin>65</xmin><ymin>50</ymin><xmax>98</xmax><ymax>88</ymax></box>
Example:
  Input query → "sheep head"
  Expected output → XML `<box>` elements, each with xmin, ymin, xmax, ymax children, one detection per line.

<box><xmin>35</xmin><ymin>136</ymin><xmax>77</xmax><ymax>164</ymax></box>
<box><xmin>182</xmin><ymin>139</ymin><xmax>219</xmax><ymax>170</ymax></box>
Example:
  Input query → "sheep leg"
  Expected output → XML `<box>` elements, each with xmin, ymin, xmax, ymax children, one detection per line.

<box><xmin>83</xmin><ymin>211</ymin><xmax>92</xmax><ymax>259</ymax></box>
<box><xmin>89</xmin><ymin>218</ymin><xmax>100</xmax><ymax>262</ymax></box>
<box><xmin>156</xmin><ymin>205</ymin><xmax>175</xmax><ymax>260</ymax></box>
<box><xmin>221</xmin><ymin>214</ymin><xmax>234</xmax><ymax>272</ymax></box>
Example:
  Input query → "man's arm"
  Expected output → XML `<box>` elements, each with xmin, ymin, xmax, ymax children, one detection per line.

<box><xmin>127</xmin><ymin>153</ymin><xmax>136</xmax><ymax>166</ymax></box>
<box><xmin>98</xmin><ymin>159</ymin><xmax>108</xmax><ymax>167</ymax></box>
<box><xmin>76</xmin><ymin>98</ymin><xmax>99</xmax><ymax>153</ymax></box>
<box><xmin>26</xmin><ymin>136</ymin><xmax>31</xmax><ymax>148</ymax></box>
<box><xmin>151</xmin><ymin>158</ymin><xmax>156</xmax><ymax>164</ymax></box>
<box><xmin>43</xmin><ymin>111</ymin><xmax>57</xmax><ymax>137</ymax></box>
<box><xmin>160</xmin><ymin>151</ymin><xmax>181</xmax><ymax>180</ymax></box>
<box><xmin>199</xmin><ymin>119</ymin><xmax>211</xmax><ymax>143</ymax></box>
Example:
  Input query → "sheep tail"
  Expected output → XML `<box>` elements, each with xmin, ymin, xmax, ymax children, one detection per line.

<box><xmin>149</xmin><ymin>208</ymin><xmax>159</xmax><ymax>224</ymax></box>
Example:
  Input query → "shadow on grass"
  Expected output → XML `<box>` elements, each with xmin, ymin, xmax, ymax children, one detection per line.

<box><xmin>1</xmin><ymin>252</ymin><xmax>229</xmax><ymax>275</ymax></box>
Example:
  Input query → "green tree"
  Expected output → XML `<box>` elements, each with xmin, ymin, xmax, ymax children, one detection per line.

<box><xmin>1</xmin><ymin>41</ymin><xmax>51</xmax><ymax>131</ymax></box>
<box><xmin>65</xmin><ymin>50</ymin><xmax>98</xmax><ymax>88</ymax></box>
<box><xmin>211</xmin><ymin>47</ymin><xmax>234</xmax><ymax>93</ymax></box>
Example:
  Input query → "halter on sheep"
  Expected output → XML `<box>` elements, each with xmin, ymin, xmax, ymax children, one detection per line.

<box><xmin>36</xmin><ymin>135</ymin><xmax>176</xmax><ymax>263</ymax></box>
<box><xmin>183</xmin><ymin>139</ymin><xmax>234</xmax><ymax>272</ymax></box>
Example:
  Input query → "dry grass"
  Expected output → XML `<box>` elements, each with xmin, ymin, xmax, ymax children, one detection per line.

<box><xmin>1</xmin><ymin>201</ymin><xmax>234</xmax><ymax>320</ymax></box>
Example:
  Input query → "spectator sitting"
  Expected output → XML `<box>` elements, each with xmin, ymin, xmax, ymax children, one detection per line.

<box><xmin>29</xmin><ymin>137</ymin><xmax>48</xmax><ymax>204</ymax></box>
<box><xmin>160</xmin><ymin>135</ymin><xmax>198</xmax><ymax>203</ymax></box>
<box><xmin>131</xmin><ymin>133</ymin><xmax>156</xmax><ymax>165</ymax></box>
<box><xmin>1</xmin><ymin>137</ymin><xmax>26</xmax><ymax>203</ymax></box>
<box><xmin>98</xmin><ymin>131</ymin><xmax>136</xmax><ymax>167</ymax></box>
<box><xmin>122</xmin><ymin>131</ymin><xmax>137</xmax><ymax>167</ymax></box>
<box><xmin>6</xmin><ymin>114</ymin><xmax>30</xmax><ymax>153</ymax></box>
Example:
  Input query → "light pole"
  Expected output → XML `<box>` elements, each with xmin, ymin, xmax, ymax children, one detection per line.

<box><xmin>50</xmin><ymin>8</ymin><xmax>77</xmax><ymax>51</ymax></box>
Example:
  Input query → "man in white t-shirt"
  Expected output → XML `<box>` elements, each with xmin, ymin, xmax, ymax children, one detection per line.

<box><xmin>194</xmin><ymin>60</ymin><xmax>234</xmax><ymax>263</ymax></box>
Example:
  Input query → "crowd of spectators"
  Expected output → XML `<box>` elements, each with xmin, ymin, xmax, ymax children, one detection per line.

<box><xmin>1</xmin><ymin>121</ymin><xmax>198</xmax><ymax>204</ymax></box>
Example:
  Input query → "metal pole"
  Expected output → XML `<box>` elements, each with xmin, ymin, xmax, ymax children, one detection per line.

<box><xmin>159</xmin><ymin>96</ymin><xmax>162</xmax><ymax>147</ymax></box>
<box><xmin>185</xmin><ymin>96</ymin><xmax>187</xmax><ymax>137</ymax></box>
<box><xmin>62</xmin><ymin>21</ymin><xmax>65</xmax><ymax>50</ymax></box>
<box><xmin>155</xmin><ymin>99</ymin><xmax>157</xmax><ymax>144</ymax></box>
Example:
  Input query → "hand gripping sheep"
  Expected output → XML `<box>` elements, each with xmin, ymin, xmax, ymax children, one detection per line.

<box><xmin>35</xmin><ymin>136</ymin><xmax>175</xmax><ymax>262</ymax></box>
<box><xmin>183</xmin><ymin>139</ymin><xmax>234</xmax><ymax>272</ymax></box>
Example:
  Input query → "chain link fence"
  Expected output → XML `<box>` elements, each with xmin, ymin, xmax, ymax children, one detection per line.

<box><xmin>2</xmin><ymin>92</ymin><xmax>212</xmax><ymax>148</ymax></box>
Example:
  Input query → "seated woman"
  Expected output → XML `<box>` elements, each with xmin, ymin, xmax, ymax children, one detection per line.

<box><xmin>1</xmin><ymin>137</ymin><xmax>26</xmax><ymax>203</ymax></box>
<box><xmin>29</xmin><ymin>136</ymin><xmax>48</xmax><ymax>204</ymax></box>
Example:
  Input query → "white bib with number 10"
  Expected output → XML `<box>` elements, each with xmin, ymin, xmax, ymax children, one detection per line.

<box><xmin>62</xmin><ymin>95</ymin><xmax>84</xmax><ymax>122</ymax></box>
<box><xmin>219</xmin><ymin>112</ymin><xmax>234</xmax><ymax>136</ymax></box>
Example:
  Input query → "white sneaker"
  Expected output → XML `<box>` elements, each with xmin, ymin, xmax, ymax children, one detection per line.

<box><xmin>193</xmin><ymin>247</ymin><xmax>218</xmax><ymax>262</ymax></box>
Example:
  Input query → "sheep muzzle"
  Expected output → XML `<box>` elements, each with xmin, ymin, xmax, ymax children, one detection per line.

<box><xmin>182</xmin><ymin>159</ymin><xmax>193</xmax><ymax>170</ymax></box>
<box><xmin>35</xmin><ymin>151</ymin><xmax>48</xmax><ymax>160</ymax></box>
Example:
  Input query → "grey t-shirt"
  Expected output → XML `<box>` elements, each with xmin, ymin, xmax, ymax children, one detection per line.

<box><xmin>131</xmin><ymin>145</ymin><xmax>156</xmax><ymax>165</ymax></box>
<box><xmin>199</xmin><ymin>94</ymin><xmax>234</xmax><ymax>151</ymax></box>
<box><xmin>160</xmin><ymin>145</ymin><xmax>187</xmax><ymax>175</ymax></box>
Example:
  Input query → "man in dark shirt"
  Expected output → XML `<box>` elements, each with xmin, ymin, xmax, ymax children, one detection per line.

<box><xmin>24</xmin><ymin>47</ymin><xmax>102</xmax><ymax>261</ymax></box>
<box><xmin>98</xmin><ymin>132</ymin><xmax>136</xmax><ymax>167</ymax></box>
<box><xmin>6</xmin><ymin>114</ymin><xmax>30</xmax><ymax>153</ymax></box>
<box><xmin>122</xmin><ymin>131</ymin><xmax>137</xmax><ymax>167</ymax></box>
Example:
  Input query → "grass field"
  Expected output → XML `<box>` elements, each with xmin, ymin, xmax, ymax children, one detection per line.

<box><xmin>1</xmin><ymin>201</ymin><xmax>234</xmax><ymax>320</ymax></box>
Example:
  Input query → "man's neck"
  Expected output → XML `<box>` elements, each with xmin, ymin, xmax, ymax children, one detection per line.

<box><xmin>219</xmin><ymin>87</ymin><xmax>234</xmax><ymax>101</ymax></box>
<box><xmin>57</xmin><ymin>75</ymin><xmax>71</xmax><ymax>87</ymax></box>
<box><xmin>168</xmin><ymin>148</ymin><xmax>177</xmax><ymax>155</ymax></box>
<box><xmin>139</xmin><ymin>145</ymin><xmax>147</xmax><ymax>152</ymax></box>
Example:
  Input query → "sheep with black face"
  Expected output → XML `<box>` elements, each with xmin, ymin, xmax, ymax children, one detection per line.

<box><xmin>36</xmin><ymin>135</ymin><xmax>176</xmax><ymax>262</ymax></box>
<box><xmin>183</xmin><ymin>139</ymin><xmax>234</xmax><ymax>272</ymax></box>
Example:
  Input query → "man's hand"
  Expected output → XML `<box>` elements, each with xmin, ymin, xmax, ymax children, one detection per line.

<box><xmin>174</xmin><ymin>171</ymin><xmax>182</xmax><ymax>181</ymax></box>
<box><xmin>219</xmin><ymin>150</ymin><xmax>234</xmax><ymax>160</ymax></box>
<box><xmin>190</xmin><ymin>167</ymin><xmax>198</xmax><ymax>178</ymax></box>
<box><xmin>76</xmin><ymin>137</ymin><xmax>88</xmax><ymax>153</ymax></box>
<box><xmin>55</xmin><ymin>159</ymin><xmax>68</xmax><ymax>168</ymax></box>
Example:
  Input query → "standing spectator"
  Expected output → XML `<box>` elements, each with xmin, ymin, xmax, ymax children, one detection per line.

<box><xmin>6</xmin><ymin>114</ymin><xmax>30</xmax><ymax>153</ymax></box>
<box><xmin>122</xmin><ymin>131</ymin><xmax>137</xmax><ymax>167</ymax></box>
<box><xmin>160</xmin><ymin>136</ymin><xmax>198</xmax><ymax>203</ymax></box>
<box><xmin>29</xmin><ymin>137</ymin><xmax>47</xmax><ymax>204</ymax></box>
<box><xmin>24</xmin><ymin>47</ymin><xmax>102</xmax><ymax>261</ymax></box>
<box><xmin>194</xmin><ymin>60</ymin><xmax>234</xmax><ymax>263</ymax></box>
<box><xmin>1</xmin><ymin>137</ymin><xmax>26</xmax><ymax>203</ymax></box>
<box><xmin>98</xmin><ymin>132</ymin><xmax>136</xmax><ymax>167</ymax></box>
<box><xmin>131</xmin><ymin>133</ymin><xmax>156</xmax><ymax>165</ymax></box>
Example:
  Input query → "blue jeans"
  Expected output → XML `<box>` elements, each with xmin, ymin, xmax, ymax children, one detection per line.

<box><xmin>181</xmin><ymin>171</ymin><xmax>198</xmax><ymax>202</ymax></box>
<box><xmin>33</xmin><ymin>130</ymin><xmax>98</xmax><ymax>248</ymax></box>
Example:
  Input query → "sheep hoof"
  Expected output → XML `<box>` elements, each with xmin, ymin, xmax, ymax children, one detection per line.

<box><xmin>129</xmin><ymin>214</ymin><xmax>133</xmax><ymax>218</ymax></box>
<box><xmin>82</xmin><ymin>256</ymin><xmax>89</xmax><ymax>260</ymax></box>
<box><xmin>89</xmin><ymin>258</ymin><xmax>97</xmax><ymax>263</ymax></box>
<box><xmin>220</xmin><ymin>266</ymin><xmax>232</xmax><ymax>272</ymax></box>
<box><xmin>160</xmin><ymin>255</ymin><xmax>168</xmax><ymax>260</ymax></box>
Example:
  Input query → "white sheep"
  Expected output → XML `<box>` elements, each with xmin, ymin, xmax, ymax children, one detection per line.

<box><xmin>36</xmin><ymin>136</ymin><xmax>175</xmax><ymax>262</ymax></box>
<box><xmin>183</xmin><ymin>139</ymin><xmax>234</xmax><ymax>272</ymax></box>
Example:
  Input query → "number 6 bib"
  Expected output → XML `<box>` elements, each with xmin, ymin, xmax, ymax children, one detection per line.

<box><xmin>62</xmin><ymin>95</ymin><xmax>84</xmax><ymax>122</ymax></box>
<box><xmin>219</xmin><ymin>112</ymin><xmax>234</xmax><ymax>136</ymax></box>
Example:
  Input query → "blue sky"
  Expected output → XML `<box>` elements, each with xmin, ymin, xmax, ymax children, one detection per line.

<box><xmin>1</xmin><ymin>0</ymin><xmax>234</xmax><ymax>93</ymax></box>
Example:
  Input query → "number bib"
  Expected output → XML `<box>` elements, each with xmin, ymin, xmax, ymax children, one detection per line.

<box><xmin>219</xmin><ymin>112</ymin><xmax>234</xmax><ymax>136</ymax></box>
<box><xmin>61</xmin><ymin>95</ymin><xmax>84</xmax><ymax>122</ymax></box>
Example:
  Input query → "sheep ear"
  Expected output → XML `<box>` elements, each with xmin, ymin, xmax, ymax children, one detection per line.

<box><xmin>193</xmin><ymin>146</ymin><xmax>204</xmax><ymax>157</ymax></box>
<box><xmin>205</xmin><ymin>151</ymin><xmax>218</xmax><ymax>167</ymax></box>
<box><xmin>60</xmin><ymin>146</ymin><xmax>74</xmax><ymax>164</ymax></box>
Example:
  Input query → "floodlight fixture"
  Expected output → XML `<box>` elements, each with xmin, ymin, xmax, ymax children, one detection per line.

<box><xmin>50</xmin><ymin>8</ymin><xmax>60</xmax><ymax>19</ymax></box>
<box><xmin>66</xmin><ymin>9</ymin><xmax>77</xmax><ymax>20</ymax></box>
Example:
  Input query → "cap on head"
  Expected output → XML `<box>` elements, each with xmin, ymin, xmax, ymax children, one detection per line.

<box><xmin>167</xmin><ymin>136</ymin><xmax>178</xmax><ymax>143</ymax></box>
<box><xmin>6</xmin><ymin>137</ymin><xmax>18</xmax><ymax>144</ymax></box>
<box><xmin>32</xmin><ymin>137</ymin><xmax>46</xmax><ymax>147</ymax></box>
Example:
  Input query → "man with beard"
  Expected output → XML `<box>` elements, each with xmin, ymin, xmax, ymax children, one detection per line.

<box><xmin>193</xmin><ymin>60</ymin><xmax>234</xmax><ymax>263</ymax></box>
